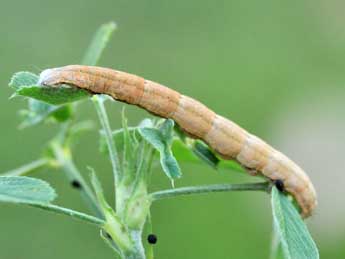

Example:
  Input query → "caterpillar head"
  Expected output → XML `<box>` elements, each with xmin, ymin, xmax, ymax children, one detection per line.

<box><xmin>38</xmin><ymin>68</ymin><xmax>63</xmax><ymax>87</ymax></box>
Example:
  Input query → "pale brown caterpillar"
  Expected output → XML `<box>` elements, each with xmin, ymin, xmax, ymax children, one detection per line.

<box><xmin>38</xmin><ymin>65</ymin><xmax>317</xmax><ymax>217</ymax></box>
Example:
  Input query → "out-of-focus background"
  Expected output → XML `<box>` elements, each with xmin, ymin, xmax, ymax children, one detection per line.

<box><xmin>1</xmin><ymin>0</ymin><xmax>344</xmax><ymax>258</ymax></box>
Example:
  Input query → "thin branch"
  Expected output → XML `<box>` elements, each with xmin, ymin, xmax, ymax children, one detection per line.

<box><xmin>150</xmin><ymin>182</ymin><xmax>270</xmax><ymax>201</ymax></box>
<box><xmin>3</xmin><ymin>158</ymin><xmax>50</xmax><ymax>176</ymax></box>
<box><xmin>92</xmin><ymin>96</ymin><xmax>122</xmax><ymax>203</ymax></box>
<box><xmin>27</xmin><ymin>202</ymin><xmax>105</xmax><ymax>226</ymax></box>
<box><xmin>51</xmin><ymin>142</ymin><xmax>104</xmax><ymax>219</ymax></box>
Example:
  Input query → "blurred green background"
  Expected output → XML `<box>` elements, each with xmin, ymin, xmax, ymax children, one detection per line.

<box><xmin>1</xmin><ymin>0</ymin><xmax>345</xmax><ymax>258</ymax></box>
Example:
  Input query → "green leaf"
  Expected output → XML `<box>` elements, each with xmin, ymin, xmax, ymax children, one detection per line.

<box><xmin>82</xmin><ymin>21</ymin><xmax>117</xmax><ymax>66</ymax></box>
<box><xmin>99</xmin><ymin>122</ymin><xmax>244</xmax><ymax>175</ymax></box>
<box><xmin>0</xmin><ymin>176</ymin><xmax>56</xmax><ymax>203</ymax></box>
<box><xmin>10</xmin><ymin>71</ymin><xmax>90</xmax><ymax>105</ymax></box>
<box><xmin>271</xmin><ymin>187</ymin><xmax>319</xmax><ymax>259</ymax></box>
<box><xmin>9</xmin><ymin>71</ymin><xmax>38</xmax><ymax>90</ymax></box>
<box><xmin>139</xmin><ymin>118</ymin><xmax>154</xmax><ymax>128</ymax></box>
<box><xmin>9</xmin><ymin>72</ymin><xmax>87</xmax><ymax>128</ymax></box>
<box><xmin>99</xmin><ymin>127</ymin><xmax>139</xmax><ymax>154</ymax></box>
<box><xmin>15</xmin><ymin>85</ymin><xmax>90</xmax><ymax>105</ymax></box>
<box><xmin>50</xmin><ymin>104</ymin><xmax>73</xmax><ymax>122</ymax></box>
<box><xmin>19</xmin><ymin>99</ymin><xmax>72</xmax><ymax>128</ymax></box>
<box><xmin>100</xmin><ymin>229</ymin><xmax>122</xmax><ymax>255</ymax></box>
<box><xmin>171</xmin><ymin>140</ymin><xmax>245</xmax><ymax>173</ymax></box>
<box><xmin>90</xmin><ymin>171</ymin><xmax>132</xmax><ymax>251</ymax></box>
<box><xmin>90</xmin><ymin>170</ymin><xmax>107</xmax><ymax>208</ymax></box>
<box><xmin>173</xmin><ymin>126</ymin><xmax>244</xmax><ymax>173</ymax></box>
<box><xmin>99</xmin><ymin>118</ymin><xmax>154</xmax><ymax>154</ymax></box>
<box><xmin>121</xmin><ymin>109</ymin><xmax>141</xmax><ymax>180</ymax></box>
<box><xmin>139</xmin><ymin>120</ymin><xmax>182</xmax><ymax>180</ymax></box>
<box><xmin>122</xmin><ymin>109</ymin><xmax>135</xmax><ymax>164</ymax></box>
<box><xmin>158</xmin><ymin>119</ymin><xmax>174</xmax><ymax>143</ymax></box>
<box><xmin>192</xmin><ymin>140</ymin><xmax>220</xmax><ymax>168</ymax></box>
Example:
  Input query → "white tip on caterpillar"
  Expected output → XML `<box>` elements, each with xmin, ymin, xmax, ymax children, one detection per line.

<box><xmin>38</xmin><ymin>68</ymin><xmax>56</xmax><ymax>86</ymax></box>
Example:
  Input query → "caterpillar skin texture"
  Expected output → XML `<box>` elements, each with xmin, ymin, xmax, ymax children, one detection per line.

<box><xmin>38</xmin><ymin>65</ymin><xmax>317</xmax><ymax>217</ymax></box>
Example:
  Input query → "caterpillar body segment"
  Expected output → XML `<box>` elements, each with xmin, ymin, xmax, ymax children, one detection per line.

<box><xmin>38</xmin><ymin>65</ymin><xmax>317</xmax><ymax>217</ymax></box>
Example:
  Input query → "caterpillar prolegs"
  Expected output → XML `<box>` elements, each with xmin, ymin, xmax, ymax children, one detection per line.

<box><xmin>38</xmin><ymin>65</ymin><xmax>317</xmax><ymax>217</ymax></box>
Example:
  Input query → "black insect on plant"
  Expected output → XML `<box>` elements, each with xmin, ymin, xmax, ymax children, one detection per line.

<box><xmin>147</xmin><ymin>234</ymin><xmax>157</xmax><ymax>245</ymax></box>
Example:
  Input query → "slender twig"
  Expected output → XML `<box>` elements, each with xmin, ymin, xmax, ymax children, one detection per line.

<box><xmin>51</xmin><ymin>142</ymin><xmax>104</xmax><ymax>218</ymax></box>
<box><xmin>4</xmin><ymin>158</ymin><xmax>51</xmax><ymax>176</ymax></box>
<box><xmin>150</xmin><ymin>182</ymin><xmax>270</xmax><ymax>201</ymax></box>
<box><xmin>92</xmin><ymin>96</ymin><xmax>122</xmax><ymax>203</ymax></box>
<box><xmin>27</xmin><ymin>202</ymin><xmax>105</xmax><ymax>226</ymax></box>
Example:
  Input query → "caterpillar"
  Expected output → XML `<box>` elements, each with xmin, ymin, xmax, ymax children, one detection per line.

<box><xmin>38</xmin><ymin>65</ymin><xmax>317</xmax><ymax>217</ymax></box>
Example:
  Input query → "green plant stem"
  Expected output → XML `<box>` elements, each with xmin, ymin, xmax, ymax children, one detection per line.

<box><xmin>27</xmin><ymin>202</ymin><xmax>105</xmax><ymax>226</ymax></box>
<box><xmin>150</xmin><ymin>182</ymin><xmax>270</xmax><ymax>201</ymax></box>
<box><xmin>4</xmin><ymin>158</ymin><xmax>50</xmax><ymax>176</ymax></box>
<box><xmin>92</xmin><ymin>96</ymin><xmax>122</xmax><ymax>205</ymax></box>
<box><xmin>51</xmin><ymin>142</ymin><xmax>104</xmax><ymax>218</ymax></box>
<box><xmin>125</xmin><ymin>230</ymin><xmax>146</xmax><ymax>259</ymax></box>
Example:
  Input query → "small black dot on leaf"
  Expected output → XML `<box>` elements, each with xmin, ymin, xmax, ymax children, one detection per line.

<box><xmin>274</xmin><ymin>179</ymin><xmax>285</xmax><ymax>192</ymax></box>
<box><xmin>147</xmin><ymin>234</ymin><xmax>157</xmax><ymax>244</ymax></box>
<box><xmin>71</xmin><ymin>180</ymin><xmax>82</xmax><ymax>189</ymax></box>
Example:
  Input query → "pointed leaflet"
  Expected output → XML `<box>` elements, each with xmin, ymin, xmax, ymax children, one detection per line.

<box><xmin>0</xmin><ymin>176</ymin><xmax>56</xmax><ymax>203</ymax></box>
<box><xmin>139</xmin><ymin>119</ymin><xmax>182</xmax><ymax>179</ymax></box>
<box><xmin>171</xmin><ymin>139</ymin><xmax>245</xmax><ymax>173</ymax></box>
<box><xmin>19</xmin><ymin>98</ymin><xmax>72</xmax><ymax>128</ymax></box>
<box><xmin>82</xmin><ymin>22</ymin><xmax>117</xmax><ymax>66</ymax></box>
<box><xmin>15</xmin><ymin>85</ymin><xmax>90</xmax><ymax>105</ymax></box>
<box><xmin>99</xmin><ymin>120</ymin><xmax>244</xmax><ymax>175</ymax></box>
<box><xmin>271</xmin><ymin>187</ymin><xmax>319</xmax><ymax>259</ymax></box>
<box><xmin>90</xmin><ymin>171</ymin><xmax>132</xmax><ymax>251</ymax></box>
<box><xmin>9</xmin><ymin>72</ymin><xmax>87</xmax><ymax>128</ymax></box>
<box><xmin>98</xmin><ymin>118</ymin><xmax>152</xmax><ymax>154</ymax></box>
<box><xmin>173</xmin><ymin>126</ymin><xmax>244</xmax><ymax>173</ymax></box>
<box><xmin>174</xmin><ymin>124</ymin><xmax>219</xmax><ymax>168</ymax></box>
<box><xmin>9</xmin><ymin>72</ymin><xmax>90</xmax><ymax>105</ymax></box>
<box><xmin>121</xmin><ymin>108</ymin><xmax>138</xmax><ymax>179</ymax></box>
<box><xmin>9</xmin><ymin>71</ymin><xmax>38</xmax><ymax>90</ymax></box>
<box><xmin>192</xmin><ymin>140</ymin><xmax>220</xmax><ymax>168</ymax></box>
